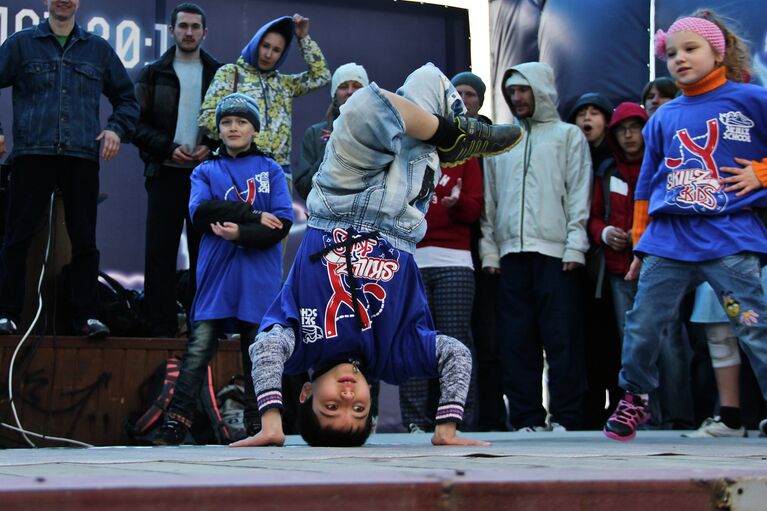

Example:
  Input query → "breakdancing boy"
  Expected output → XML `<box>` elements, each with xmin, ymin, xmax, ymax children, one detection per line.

<box><xmin>231</xmin><ymin>64</ymin><xmax>522</xmax><ymax>447</ymax></box>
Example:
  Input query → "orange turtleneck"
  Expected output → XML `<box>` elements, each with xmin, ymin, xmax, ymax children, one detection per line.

<box><xmin>632</xmin><ymin>66</ymin><xmax>767</xmax><ymax>248</ymax></box>
<box><xmin>677</xmin><ymin>65</ymin><xmax>727</xmax><ymax>96</ymax></box>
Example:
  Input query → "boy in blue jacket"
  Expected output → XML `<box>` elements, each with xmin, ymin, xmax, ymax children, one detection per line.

<box><xmin>231</xmin><ymin>64</ymin><xmax>522</xmax><ymax>448</ymax></box>
<box><xmin>154</xmin><ymin>93</ymin><xmax>293</xmax><ymax>445</ymax></box>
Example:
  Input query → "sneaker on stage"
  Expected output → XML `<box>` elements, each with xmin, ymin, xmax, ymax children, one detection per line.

<box><xmin>603</xmin><ymin>392</ymin><xmax>650</xmax><ymax>441</ymax></box>
<box><xmin>438</xmin><ymin>114</ymin><xmax>523</xmax><ymax>167</ymax></box>
<box><xmin>683</xmin><ymin>417</ymin><xmax>746</xmax><ymax>438</ymax></box>
<box><xmin>759</xmin><ymin>418</ymin><xmax>767</xmax><ymax>438</ymax></box>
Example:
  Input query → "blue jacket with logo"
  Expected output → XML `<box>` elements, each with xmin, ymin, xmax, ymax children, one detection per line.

<box><xmin>0</xmin><ymin>21</ymin><xmax>138</xmax><ymax>161</ymax></box>
<box><xmin>635</xmin><ymin>80</ymin><xmax>767</xmax><ymax>261</ymax></box>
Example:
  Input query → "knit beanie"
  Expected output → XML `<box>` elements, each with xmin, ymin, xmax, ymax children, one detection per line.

<box><xmin>566</xmin><ymin>92</ymin><xmax>614</xmax><ymax>123</ymax></box>
<box><xmin>331</xmin><ymin>63</ymin><xmax>369</xmax><ymax>99</ymax></box>
<box><xmin>215</xmin><ymin>93</ymin><xmax>261</xmax><ymax>132</ymax></box>
<box><xmin>655</xmin><ymin>17</ymin><xmax>726</xmax><ymax>60</ymax></box>
<box><xmin>451</xmin><ymin>72</ymin><xmax>486</xmax><ymax>107</ymax></box>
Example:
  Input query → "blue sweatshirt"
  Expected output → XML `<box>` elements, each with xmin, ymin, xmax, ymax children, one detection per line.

<box><xmin>189</xmin><ymin>149</ymin><xmax>293</xmax><ymax>323</ymax></box>
<box><xmin>635</xmin><ymin>80</ymin><xmax>767</xmax><ymax>261</ymax></box>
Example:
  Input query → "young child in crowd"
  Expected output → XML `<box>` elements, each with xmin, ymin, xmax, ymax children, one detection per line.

<box><xmin>154</xmin><ymin>93</ymin><xmax>293</xmax><ymax>445</ymax></box>
<box><xmin>640</xmin><ymin>77</ymin><xmax>679</xmax><ymax>116</ymax></box>
<box><xmin>229</xmin><ymin>63</ymin><xmax>522</xmax><ymax>448</ymax></box>
<box><xmin>604</xmin><ymin>11</ymin><xmax>767</xmax><ymax>441</ymax></box>
<box><xmin>568</xmin><ymin>92</ymin><xmax>621</xmax><ymax>428</ymax></box>
<box><xmin>199</xmin><ymin>14</ymin><xmax>330</xmax><ymax>181</ymax></box>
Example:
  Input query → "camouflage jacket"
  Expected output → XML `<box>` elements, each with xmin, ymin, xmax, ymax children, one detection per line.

<box><xmin>198</xmin><ymin>35</ymin><xmax>330</xmax><ymax>168</ymax></box>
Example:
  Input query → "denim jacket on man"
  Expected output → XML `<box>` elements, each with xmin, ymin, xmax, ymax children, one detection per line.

<box><xmin>0</xmin><ymin>21</ymin><xmax>138</xmax><ymax>161</ymax></box>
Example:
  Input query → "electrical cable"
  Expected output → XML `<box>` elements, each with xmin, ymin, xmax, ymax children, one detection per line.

<box><xmin>1</xmin><ymin>191</ymin><xmax>94</xmax><ymax>448</ymax></box>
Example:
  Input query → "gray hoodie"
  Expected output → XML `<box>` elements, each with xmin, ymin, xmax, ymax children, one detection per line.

<box><xmin>480</xmin><ymin>62</ymin><xmax>592</xmax><ymax>267</ymax></box>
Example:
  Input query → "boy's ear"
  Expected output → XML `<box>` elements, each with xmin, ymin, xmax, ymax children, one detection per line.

<box><xmin>299</xmin><ymin>382</ymin><xmax>313</xmax><ymax>403</ymax></box>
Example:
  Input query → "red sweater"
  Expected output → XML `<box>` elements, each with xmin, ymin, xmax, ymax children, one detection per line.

<box><xmin>588</xmin><ymin>102</ymin><xmax>647</xmax><ymax>275</ymax></box>
<box><xmin>418</xmin><ymin>157</ymin><xmax>483</xmax><ymax>250</ymax></box>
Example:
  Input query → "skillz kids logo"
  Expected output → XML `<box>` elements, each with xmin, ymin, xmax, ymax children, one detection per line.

<box><xmin>320</xmin><ymin>229</ymin><xmax>401</xmax><ymax>339</ymax></box>
<box><xmin>664</xmin><ymin>119</ymin><xmax>726</xmax><ymax>213</ymax></box>
<box><xmin>664</xmin><ymin>112</ymin><xmax>754</xmax><ymax>213</ymax></box>
<box><xmin>224</xmin><ymin>171</ymin><xmax>270</xmax><ymax>204</ymax></box>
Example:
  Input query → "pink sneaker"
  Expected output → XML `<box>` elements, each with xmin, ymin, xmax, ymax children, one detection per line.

<box><xmin>603</xmin><ymin>392</ymin><xmax>651</xmax><ymax>441</ymax></box>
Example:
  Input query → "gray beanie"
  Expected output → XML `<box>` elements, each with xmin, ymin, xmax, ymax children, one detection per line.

<box><xmin>215</xmin><ymin>93</ymin><xmax>261</xmax><ymax>132</ymax></box>
<box><xmin>451</xmin><ymin>71</ymin><xmax>486</xmax><ymax>107</ymax></box>
<box><xmin>330</xmin><ymin>63</ymin><xmax>369</xmax><ymax>99</ymax></box>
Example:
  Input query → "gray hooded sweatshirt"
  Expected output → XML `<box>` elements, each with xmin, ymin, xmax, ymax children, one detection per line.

<box><xmin>479</xmin><ymin>62</ymin><xmax>592</xmax><ymax>267</ymax></box>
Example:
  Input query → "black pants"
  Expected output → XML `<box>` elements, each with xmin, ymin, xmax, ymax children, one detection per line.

<box><xmin>472</xmin><ymin>270</ymin><xmax>507</xmax><ymax>430</ymax></box>
<box><xmin>0</xmin><ymin>155</ymin><xmax>99</xmax><ymax>326</ymax></box>
<box><xmin>143</xmin><ymin>166</ymin><xmax>200</xmax><ymax>336</ymax></box>
<box><xmin>169</xmin><ymin>319</ymin><xmax>261</xmax><ymax>425</ymax></box>
<box><xmin>498</xmin><ymin>253</ymin><xmax>586</xmax><ymax>430</ymax></box>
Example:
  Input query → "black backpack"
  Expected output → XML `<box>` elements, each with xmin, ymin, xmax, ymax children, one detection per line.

<box><xmin>96</xmin><ymin>271</ymin><xmax>151</xmax><ymax>337</ymax></box>
<box><xmin>124</xmin><ymin>357</ymin><xmax>232</xmax><ymax>445</ymax></box>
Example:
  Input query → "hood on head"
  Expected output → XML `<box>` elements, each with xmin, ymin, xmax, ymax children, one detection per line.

<box><xmin>501</xmin><ymin>62</ymin><xmax>559</xmax><ymax>123</ymax></box>
<box><xmin>241</xmin><ymin>16</ymin><xmax>294</xmax><ymax>71</ymax></box>
<box><xmin>606</xmin><ymin>102</ymin><xmax>648</xmax><ymax>160</ymax></box>
<box><xmin>566</xmin><ymin>92</ymin><xmax>614</xmax><ymax>124</ymax></box>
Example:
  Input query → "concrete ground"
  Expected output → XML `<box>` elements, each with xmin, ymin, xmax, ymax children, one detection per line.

<box><xmin>1</xmin><ymin>430</ymin><xmax>766</xmax><ymax>510</ymax></box>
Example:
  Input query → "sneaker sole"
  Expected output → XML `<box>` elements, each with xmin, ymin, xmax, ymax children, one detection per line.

<box><xmin>440</xmin><ymin>130</ymin><xmax>525</xmax><ymax>169</ymax></box>
<box><xmin>603</xmin><ymin>427</ymin><xmax>636</xmax><ymax>442</ymax></box>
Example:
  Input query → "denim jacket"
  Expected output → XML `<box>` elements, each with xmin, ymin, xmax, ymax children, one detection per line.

<box><xmin>0</xmin><ymin>21</ymin><xmax>138</xmax><ymax>161</ymax></box>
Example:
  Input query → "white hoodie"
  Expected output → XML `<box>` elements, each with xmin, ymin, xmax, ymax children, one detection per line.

<box><xmin>480</xmin><ymin>62</ymin><xmax>592</xmax><ymax>268</ymax></box>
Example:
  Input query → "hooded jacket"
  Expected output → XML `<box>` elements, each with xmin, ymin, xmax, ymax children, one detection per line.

<box><xmin>480</xmin><ymin>62</ymin><xmax>592</xmax><ymax>267</ymax></box>
<box><xmin>198</xmin><ymin>16</ymin><xmax>331</xmax><ymax>167</ymax></box>
<box><xmin>588</xmin><ymin>102</ymin><xmax>647</xmax><ymax>275</ymax></box>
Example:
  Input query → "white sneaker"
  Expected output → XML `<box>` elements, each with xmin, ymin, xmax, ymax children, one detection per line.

<box><xmin>759</xmin><ymin>418</ymin><xmax>767</xmax><ymax>438</ymax></box>
<box><xmin>550</xmin><ymin>422</ymin><xmax>568</xmax><ymax>432</ymax></box>
<box><xmin>408</xmin><ymin>423</ymin><xmax>426</xmax><ymax>434</ymax></box>
<box><xmin>683</xmin><ymin>417</ymin><xmax>746</xmax><ymax>438</ymax></box>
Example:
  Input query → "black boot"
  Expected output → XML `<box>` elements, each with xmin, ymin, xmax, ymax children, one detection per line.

<box><xmin>153</xmin><ymin>418</ymin><xmax>188</xmax><ymax>446</ymax></box>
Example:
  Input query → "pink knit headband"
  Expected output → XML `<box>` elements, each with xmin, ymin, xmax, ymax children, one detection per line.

<box><xmin>655</xmin><ymin>17</ymin><xmax>726</xmax><ymax>60</ymax></box>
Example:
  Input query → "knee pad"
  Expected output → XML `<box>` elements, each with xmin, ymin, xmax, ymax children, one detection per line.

<box><xmin>705</xmin><ymin>323</ymin><xmax>741</xmax><ymax>368</ymax></box>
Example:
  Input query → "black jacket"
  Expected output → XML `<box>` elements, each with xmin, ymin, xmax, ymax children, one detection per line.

<box><xmin>133</xmin><ymin>47</ymin><xmax>223</xmax><ymax>177</ymax></box>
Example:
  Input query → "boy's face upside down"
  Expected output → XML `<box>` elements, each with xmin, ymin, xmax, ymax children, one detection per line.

<box><xmin>300</xmin><ymin>362</ymin><xmax>372</xmax><ymax>431</ymax></box>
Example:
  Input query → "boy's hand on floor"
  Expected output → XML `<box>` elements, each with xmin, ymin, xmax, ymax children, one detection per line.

<box><xmin>229</xmin><ymin>429</ymin><xmax>286</xmax><ymax>447</ymax></box>
<box><xmin>211</xmin><ymin>221</ymin><xmax>240</xmax><ymax>240</ymax></box>
<box><xmin>431</xmin><ymin>422</ymin><xmax>491</xmax><ymax>446</ymax></box>
<box><xmin>260</xmin><ymin>211</ymin><xmax>284</xmax><ymax>229</ymax></box>
<box><xmin>230</xmin><ymin>409</ymin><xmax>285</xmax><ymax>447</ymax></box>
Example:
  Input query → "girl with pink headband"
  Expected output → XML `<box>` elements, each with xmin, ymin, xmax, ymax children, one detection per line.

<box><xmin>603</xmin><ymin>10</ymin><xmax>767</xmax><ymax>441</ymax></box>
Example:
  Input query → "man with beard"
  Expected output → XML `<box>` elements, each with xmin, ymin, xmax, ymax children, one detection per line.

<box><xmin>134</xmin><ymin>3</ymin><xmax>223</xmax><ymax>337</ymax></box>
<box><xmin>0</xmin><ymin>0</ymin><xmax>138</xmax><ymax>338</ymax></box>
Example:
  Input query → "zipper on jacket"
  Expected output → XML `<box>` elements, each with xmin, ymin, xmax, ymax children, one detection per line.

<box><xmin>519</xmin><ymin>119</ymin><xmax>532</xmax><ymax>251</ymax></box>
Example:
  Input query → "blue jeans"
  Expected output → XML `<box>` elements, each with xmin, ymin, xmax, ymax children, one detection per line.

<box><xmin>620</xmin><ymin>254</ymin><xmax>767</xmax><ymax>401</ymax></box>
<box><xmin>307</xmin><ymin>63</ymin><xmax>464</xmax><ymax>253</ymax></box>
<box><xmin>611</xmin><ymin>273</ymin><xmax>695</xmax><ymax>428</ymax></box>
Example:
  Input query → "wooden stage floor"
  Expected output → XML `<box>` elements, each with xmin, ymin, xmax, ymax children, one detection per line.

<box><xmin>1</xmin><ymin>430</ymin><xmax>766</xmax><ymax>510</ymax></box>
